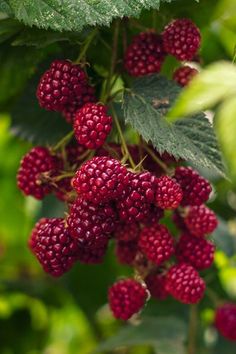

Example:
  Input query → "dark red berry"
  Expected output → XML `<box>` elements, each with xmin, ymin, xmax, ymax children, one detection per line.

<box><xmin>174</xmin><ymin>166</ymin><xmax>212</xmax><ymax>206</ymax></box>
<box><xmin>185</xmin><ymin>205</ymin><xmax>218</xmax><ymax>237</ymax></box>
<box><xmin>165</xmin><ymin>263</ymin><xmax>205</xmax><ymax>304</ymax></box>
<box><xmin>67</xmin><ymin>197</ymin><xmax>117</xmax><ymax>249</ymax></box>
<box><xmin>74</xmin><ymin>103</ymin><xmax>112</xmax><ymax>149</ymax></box>
<box><xmin>173</xmin><ymin>66</ymin><xmax>198</xmax><ymax>86</ymax></box>
<box><xmin>72</xmin><ymin>157</ymin><xmax>130</xmax><ymax>204</ymax></box>
<box><xmin>138</xmin><ymin>224</ymin><xmax>174</xmax><ymax>265</ymax></box>
<box><xmin>36</xmin><ymin>60</ymin><xmax>87</xmax><ymax>111</ymax></box>
<box><xmin>17</xmin><ymin>146</ymin><xmax>61</xmax><ymax>200</ymax></box>
<box><xmin>163</xmin><ymin>19</ymin><xmax>201</xmax><ymax>61</ymax></box>
<box><xmin>124</xmin><ymin>31</ymin><xmax>166</xmax><ymax>76</ymax></box>
<box><xmin>215</xmin><ymin>303</ymin><xmax>236</xmax><ymax>341</ymax></box>
<box><xmin>145</xmin><ymin>273</ymin><xmax>168</xmax><ymax>300</ymax></box>
<box><xmin>76</xmin><ymin>245</ymin><xmax>107</xmax><ymax>264</ymax></box>
<box><xmin>141</xmin><ymin>205</ymin><xmax>164</xmax><ymax>226</ymax></box>
<box><xmin>62</xmin><ymin>84</ymin><xmax>96</xmax><ymax>123</ymax></box>
<box><xmin>114</xmin><ymin>222</ymin><xmax>140</xmax><ymax>242</ymax></box>
<box><xmin>53</xmin><ymin>177</ymin><xmax>73</xmax><ymax>202</ymax></box>
<box><xmin>115</xmin><ymin>240</ymin><xmax>138</xmax><ymax>265</ymax></box>
<box><xmin>117</xmin><ymin>171</ymin><xmax>156</xmax><ymax>222</ymax></box>
<box><xmin>108</xmin><ymin>279</ymin><xmax>147</xmax><ymax>320</ymax></box>
<box><xmin>155</xmin><ymin>175</ymin><xmax>183</xmax><ymax>209</ymax></box>
<box><xmin>29</xmin><ymin>218</ymin><xmax>78</xmax><ymax>277</ymax></box>
<box><xmin>176</xmin><ymin>233</ymin><xmax>215</xmax><ymax>270</ymax></box>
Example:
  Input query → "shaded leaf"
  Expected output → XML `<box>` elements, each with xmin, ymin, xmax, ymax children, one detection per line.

<box><xmin>212</xmin><ymin>217</ymin><xmax>236</xmax><ymax>257</ymax></box>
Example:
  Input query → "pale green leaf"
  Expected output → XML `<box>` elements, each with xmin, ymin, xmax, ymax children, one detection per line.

<box><xmin>168</xmin><ymin>62</ymin><xmax>236</xmax><ymax>120</ymax></box>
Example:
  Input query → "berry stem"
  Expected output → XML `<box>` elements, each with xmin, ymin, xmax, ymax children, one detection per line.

<box><xmin>142</xmin><ymin>143</ymin><xmax>170</xmax><ymax>174</ymax></box>
<box><xmin>187</xmin><ymin>304</ymin><xmax>198</xmax><ymax>354</ymax></box>
<box><xmin>111</xmin><ymin>104</ymin><xmax>136</xmax><ymax>169</ymax></box>
<box><xmin>53</xmin><ymin>172</ymin><xmax>75</xmax><ymax>182</ymax></box>
<box><xmin>75</xmin><ymin>28</ymin><xmax>98</xmax><ymax>63</ymax></box>
<box><xmin>52</xmin><ymin>131</ymin><xmax>74</xmax><ymax>151</ymax></box>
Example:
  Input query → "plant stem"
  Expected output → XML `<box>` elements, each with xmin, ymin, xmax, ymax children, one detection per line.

<box><xmin>75</xmin><ymin>28</ymin><xmax>98</xmax><ymax>63</ymax></box>
<box><xmin>187</xmin><ymin>305</ymin><xmax>198</xmax><ymax>354</ymax></box>
<box><xmin>52</xmin><ymin>131</ymin><xmax>74</xmax><ymax>151</ymax></box>
<box><xmin>142</xmin><ymin>143</ymin><xmax>170</xmax><ymax>173</ymax></box>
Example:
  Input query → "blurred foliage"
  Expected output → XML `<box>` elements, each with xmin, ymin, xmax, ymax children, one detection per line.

<box><xmin>0</xmin><ymin>0</ymin><xmax>236</xmax><ymax>353</ymax></box>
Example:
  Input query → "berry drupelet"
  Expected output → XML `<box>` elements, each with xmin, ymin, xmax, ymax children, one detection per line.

<box><xmin>173</xmin><ymin>66</ymin><xmax>198</xmax><ymax>86</ymax></box>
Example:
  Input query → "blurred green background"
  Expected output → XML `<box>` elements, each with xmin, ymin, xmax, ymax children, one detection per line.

<box><xmin>0</xmin><ymin>0</ymin><xmax>236</xmax><ymax>353</ymax></box>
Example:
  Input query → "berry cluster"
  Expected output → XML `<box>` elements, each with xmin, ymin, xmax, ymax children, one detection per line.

<box><xmin>16</xmin><ymin>18</ymin><xmax>225</xmax><ymax>325</ymax></box>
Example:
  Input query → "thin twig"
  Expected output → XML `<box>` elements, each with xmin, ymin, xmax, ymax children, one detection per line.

<box><xmin>187</xmin><ymin>305</ymin><xmax>198</xmax><ymax>354</ymax></box>
<box><xmin>52</xmin><ymin>131</ymin><xmax>74</xmax><ymax>151</ymax></box>
<box><xmin>142</xmin><ymin>143</ymin><xmax>170</xmax><ymax>174</ymax></box>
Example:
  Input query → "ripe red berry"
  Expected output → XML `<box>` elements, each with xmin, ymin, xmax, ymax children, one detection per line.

<box><xmin>175</xmin><ymin>233</ymin><xmax>215</xmax><ymax>270</ymax></box>
<box><xmin>29</xmin><ymin>218</ymin><xmax>78</xmax><ymax>277</ymax></box>
<box><xmin>115</xmin><ymin>240</ymin><xmax>138</xmax><ymax>265</ymax></box>
<box><xmin>108</xmin><ymin>279</ymin><xmax>147</xmax><ymax>320</ymax></box>
<box><xmin>124</xmin><ymin>31</ymin><xmax>166</xmax><ymax>76</ymax></box>
<box><xmin>138</xmin><ymin>224</ymin><xmax>174</xmax><ymax>265</ymax></box>
<box><xmin>141</xmin><ymin>205</ymin><xmax>164</xmax><ymax>227</ymax></box>
<box><xmin>165</xmin><ymin>263</ymin><xmax>206</xmax><ymax>304</ymax></box>
<box><xmin>215</xmin><ymin>303</ymin><xmax>236</xmax><ymax>341</ymax></box>
<box><xmin>74</xmin><ymin>103</ymin><xmax>112</xmax><ymax>149</ymax></box>
<box><xmin>114</xmin><ymin>222</ymin><xmax>140</xmax><ymax>242</ymax></box>
<box><xmin>67</xmin><ymin>197</ymin><xmax>117</xmax><ymax>249</ymax></box>
<box><xmin>173</xmin><ymin>66</ymin><xmax>198</xmax><ymax>86</ymax></box>
<box><xmin>117</xmin><ymin>171</ymin><xmax>156</xmax><ymax>222</ymax></box>
<box><xmin>76</xmin><ymin>244</ymin><xmax>107</xmax><ymax>264</ymax></box>
<box><xmin>72</xmin><ymin>157</ymin><xmax>130</xmax><ymax>204</ymax></box>
<box><xmin>36</xmin><ymin>60</ymin><xmax>87</xmax><ymax>111</ymax></box>
<box><xmin>185</xmin><ymin>205</ymin><xmax>218</xmax><ymax>237</ymax></box>
<box><xmin>145</xmin><ymin>273</ymin><xmax>168</xmax><ymax>300</ymax></box>
<box><xmin>62</xmin><ymin>84</ymin><xmax>96</xmax><ymax>123</ymax></box>
<box><xmin>163</xmin><ymin>18</ymin><xmax>201</xmax><ymax>61</ymax></box>
<box><xmin>155</xmin><ymin>175</ymin><xmax>183</xmax><ymax>209</ymax></box>
<box><xmin>17</xmin><ymin>146</ymin><xmax>61</xmax><ymax>200</ymax></box>
<box><xmin>174</xmin><ymin>166</ymin><xmax>212</xmax><ymax>206</ymax></box>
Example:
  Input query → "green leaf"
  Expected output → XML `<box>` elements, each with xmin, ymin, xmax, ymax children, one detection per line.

<box><xmin>0</xmin><ymin>0</ymin><xmax>13</xmax><ymax>15</ymax></box>
<box><xmin>168</xmin><ymin>62</ymin><xmax>236</xmax><ymax>120</ymax></box>
<box><xmin>96</xmin><ymin>316</ymin><xmax>186</xmax><ymax>354</ymax></box>
<box><xmin>123</xmin><ymin>75</ymin><xmax>225</xmax><ymax>176</ymax></box>
<box><xmin>10</xmin><ymin>68</ymin><xmax>71</xmax><ymax>145</ymax></box>
<box><xmin>215</xmin><ymin>96</ymin><xmax>236</xmax><ymax>180</ymax></box>
<box><xmin>212</xmin><ymin>218</ymin><xmax>236</xmax><ymax>257</ymax></box>
<box><xmin>0</xmin><ymin>19</ymin><xmax>22</xmax><ymax>44</ymax></box>
<box><xmin>4</xmin><ymin>0</ymin><xmax>173</xmax><ymax>32</ymax></box>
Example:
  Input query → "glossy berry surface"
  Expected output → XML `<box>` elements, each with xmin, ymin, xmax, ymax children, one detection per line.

<box><xmin>145</xmin><ymin>273</ymin><xmax>168</xmax><ymax>300</ymax></box>
<box><xmin>185</xmin><ymin>205</ymin><xmax>218</xmax><ymax>237</ymax></box>
<box><xmin>166</xmin><ymin>263</ymin><xmax>205</xmax><ymax>304</ymax></box>
<box><xmin>74</xmin><ymin>103</ymin><xmax>112</xmax><ymax>149</ymax></box>
<box><xmin>174</xmin><ymin>166</ymin><xmax>212</xmax><ymax>206</ymax></box>
<box><xmin>173</xmin><ymin>66</ymin><xmax>198</xmax><ymax>86</ymax></box>
<box><xmin>176</xmin><ymin>233</ymin><xmax>215</xmax><ymax>270</ymax></box>
<box><xmin>163</xmin><ymin>18</ymin><xmax>201</xmax><ymax>61</ymax></box>
<box><xmin>17</xmin><ymin>146</ymin><xmax>60</xmax><ymax>200</ymax></box>
<box><xmin>124</xmin><ymin>31</ymin><xmax>166</xmax><ymax>76</ymax></box>
<box><xmin>155</xmin><ymin>175</ymin><xmax>183</xmax><ymax>209</ymax></box>
<box><xmin>67</xmin><ymin>197</ymin><xmax>117</xmax><ymax>249</ymax></box>
<box><xmin>108</xmin><ymin>279</ymin><xmax>147</xmax><ymax>320</ymax></box>
<box><xmin>72</xmin><ymin>157</ymin><xmax>130</xmax><ymax>204</ymax></box>
<box><xmin>138</xmin><ymin>224</ymin><xmax>174</xmax><ymax>265</ymax></box>
<box><xmin>29</xmin><ymin>218</ymin><xmax>78</xmax><ymax>277</ymax></box>
<box><xmin>36</xmin><ymin>60</ymin><xmax>87</xmax><ymax>111</ymax></box>
<box><xmin>215</xmin><ymin>303</ymin><xmax>236</xmax><ymax>341</ymax></box>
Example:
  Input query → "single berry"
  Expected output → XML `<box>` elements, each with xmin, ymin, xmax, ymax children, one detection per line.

<box><xmin>117</xmin><ymin>171</ymin><xmax>156</xmax><ymax>222</ymax></box>
<box><xmin>17</xmin><ymin>146</ymin><xmax>61</xmax><ymax>200</ymax></box>
<box><xmin>76</xmin><ymin>244</ymin><xmax>107</xmax><ymax>264</ymax></box>
<box><xmin>29</xmin><ymin>218</ymin><xmax>78</xmax><ymax>277</ymax></box>
<box><xmin>141</xmin><ymin>205</ymin><xmax>164</xmax><ymax>226</ymax></box>
<box><xmin>115</xmin><ymin>240</ymin><xmax>138</xmax><ymax>265</ymax></box>
<box><xmin>138</xmin><ymin>224</ymin><xmax>174</xmax><ymax>265</ymax></box>
<box><xmin>155</xmin><ymin>175</ymin><xmax>183</xmax><ymax>209</ymax></box>
<box><xmin>67</xmin><ymin>197</ymin><xmax>117</xmax><ymax>249</ymax></box>
<box><xmin>65</xmin><ymin>142</ymin><xmax>88</xmax><ymax>167</ymax></box>
<box><xmin>36</xmin><ymin>60</ymin><xmax>87</xmax><ymax>111</ymax></box>
<box><xmin>165</xmin><ymin>263</ymin><xmax>206</xmax><ymax>304</ymax></box>
<box><xmin>185</xmin><ymin>205</ymin><xmax>218</xmax><ymax>237</ymax></box>
<box><xmin>74</xmin><ymin>103</ymin><xmax>112</xmax><ymax>149</ymax></box>
<box><xmin>72</xmin><ymin>157</ymin><xmax>130</xmax><ymax>204</ymax></box>
<box><xmin>108</xmin><ymin>279</ymin><xmax>147</xmax><ymax>320</ymax></box>
<box><xmin>124</xmin><ymin>31</ymin><xmax>166</xmax><ymax>76</ymax></box>
<box><xmin>162</xmin><ymin>18</ymin><xmax>201</xmax><ymax>61</ymax></box>
<box><xmin>53</xmin><ymin>177</ymin><xmax>73</xmax><ymax>202</ymax></box>
<box><xmin>174</xmin><ymin>166</ymin><xmax>212</xmax><ymax>206</ymax></box>
<box><xmin>145</xmin><ymin>273</ymin><xmax>168</xmax><ymax>300</ymax></box>
<box><xmin>215</xmin><ymin>303</ymin><xmax>236</xmax><ymax>341</ymax></box>
<box><xmin>62</xmin><ymin>84</ymin><xmax>96</xmax><ymax>123</ymax></box>
<box><xmin>175</xmin><ymin>233</ymin><xmax>215</xmax><ymax>270</ymax></box>
<box><xmin>173</xmin><ymin>66</ymin><xmax>198</xmax><ymax>86</ymax></box>
<box><xmin>114</xmin><ymin>222</ymin><xmax>140</xmax><ymax>242</ymax></box>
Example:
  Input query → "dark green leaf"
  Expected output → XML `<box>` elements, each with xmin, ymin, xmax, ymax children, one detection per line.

<box><xmin>0</xmin><ymin>0</ymin><xmax>13</xmax><ymax>15</ymax></box>
<box><xmin>96</xmin><ymin>316</ymin><xmax>186</xmax><ymax>354</ymax></box>
<box><xmin>0</xmin><ymin>18</ymin><xmax>22</xmax><ymax>44</ymax></box>
<box><xmin>212</xmin><ymin>218</ymin><xmax>236</xmax><ymax>257</ymax></box>
<box><xmin>123</xmin><ymin>75</ymin><xmax>225</xmax><ymax>176</ymax></box>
